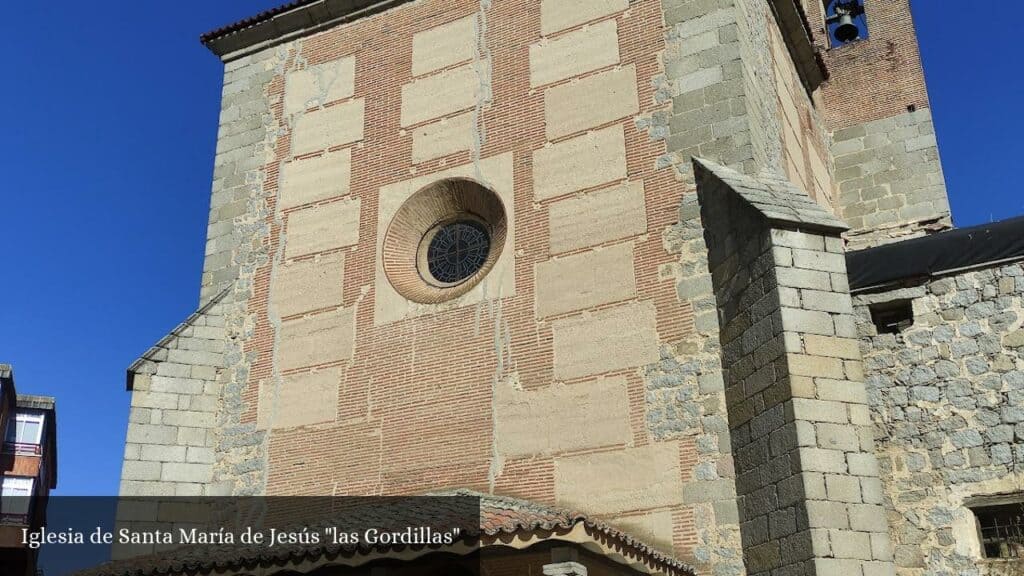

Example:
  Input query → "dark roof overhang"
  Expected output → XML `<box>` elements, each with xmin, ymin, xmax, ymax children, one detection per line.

<box><xmin>846</xmin><ymin>215</ymin><xmax>1024</xmax><ymax>292</ymax></box>
<box><xmin>200</xmin><ymin>0</ymin><xmax>416</xmax><ymax>60</ymax></box>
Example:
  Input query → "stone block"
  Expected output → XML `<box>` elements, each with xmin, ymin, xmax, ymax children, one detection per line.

<box><xmin>847</xmin><ymin>453</ymin><xmax>880</xmax><ymax>477</ymax></box>
<box><xmin>814</xmin><ymin>558</ymin><xmax>864</xmax><ymax>575</ymax></box>
<box><xmin>540</xmin><ymin>0</ymin><xmax>628</xmax><ymax>35</ymax></box>
<box><xmin>815</xmin><ymin>423</ymin><xmax>860</xmax><ymax>452</ymax></box>
<box><xmin>554</xmin><ymin>442</ymin><xmax>684</xmax><ymax>514</ymax></box>
<box><xmin>411</xmin><ymin>15</ymin><xmax>476</xmax><ymax>76</ymax></box>
<box><xmin>816</xmin><ymin>379</ymin><xmax>868</xmax><ymax>404</ymax></box>
<box><xmin>411</xmin><ymin>112</ymin><xmax>475</xmax><ymax>163</ymax></box>
<box><xmin>177</xmin><ymin>427</ymin><xmax>208</xmax><ymax>447</ymax></box>
<box><xmin>777</xmin><ymin>268</ymin><xmax>831</xmax><ymax>291</ymax></box>
<box><xmin>277</xmin><ymin>308</ymin><xmax>356</xmax><ymax>371</ymax></box>
<box><xmin>160</xmin><ymin>462</ymin><xmax>213</xmax><ymax>484</ymax></box>
<box><xmin>166</xmin><ymin>349</ymin><xmax>221</xmax><ymax>367</ymax></box>
<box><xmin>161</xmin><ymin>410</ymin><xmax>215</xmax><ymax>428</ymax></box>
<box><xmin>825</xmin><ymin>475</ymin><xmax>862</xmax><ymax>503</ymax></box>
<box><xmin>801</xmin><ymin>290</ymin><xmax>853</xmax><ymax>315</ymax></box>
<box><xmin>792</xmin><ymin>248</ymin><xmax>845</xmax><ymax>273</ymax></box>
<box><xmin>787</xmin><ymin>354</ymin><xmax>845</xmax><ymax>379</ymax></box>
<box><xmin>551</xmin><ymin>301</ymin><xmax>660</xmax><ymax>380</ymax></box>
<box><xmin>126</xmin><ymin>424</ymin><xmax>179</xmax><ymax>445</ymax></box>
<box><xmin>271</xmin><ymin>251</ymin><xmax>346</xmax><ymax>318</ymax></box>
<box><xmin>828</xmin><ymin>529</ymin><xmax>872</xmax><ymax>560</ymax></box>
<box><xmin>805</xmin><ymin>500</ymin><xmax>848</xmax><ymax>529</ymax></box>
<box><xmin>494</xmin><ymin>376</ymin><xmax>632</xmax><ymax>456</ymax></box>
<box><xmin>799</xmin><ymin>448</ymin><xmax>847</xmax><ymax>473</ymax></box>
<box><xmin>771</xmin><ymin>229</ymin><xmax>825</xmax><ymax>251</ymax></box>
<box><xmin>547</xmin><ymin>180</ymin><xmax>646</xmax><ymax>253</ymax></box>
<box><xmin>543</xmin><ymin>562</ymin><xmax>588</xmax><ymax>576</ymax></box>
<box><xmin>284</xmin><ymin>56</ymin><xmax>355</xmax><ymax>116</ymax></box>
<box><xmin>400</xmin><ymin>64</ymin><xmax>480</xmax><ymax>127</ymax></box>
<box><xmin>530</xmin><ymin>20</ymin><xmax>620</xmax><ymax>87</ymax></box>
<box><xmin>804</xmin><ymin>335</ymin><xmax>859</xmax><ymax>359</ymax></box>
<box><xmin>848</xmin><ymin>504</ymin><xmax>888</xmax><ymax>532</ymax></box>
<box><xmin>290</xmin><ymin>99</ymin><xmax>365</xmax><ymax>156</ymax></box>
<box><xmin>791</xmin><ymin>399</ymin><xmax>848</xmax><ymax>424</ymax></box>
<box><xmin>533</xmin><ymin>125</ymin><xmax>627</xmax><ymax>201</ymax></box>
<box><xmin>139</xmin><ymin>445</ymin><xmax>186</xmax><ymax>463</ymax></box>
<box><xmin>544</xmin><ymin>65</ymin><xmax>638</xmax><ymax>139</ymax></box>
<box><xmin>535</xmin><ymin>243</ymin><xmax>637</xmax><ymax>317</ymax></box>
<box><xmin>149</xmin><ymin>376</ymin><xmax>204</xmax><ymax>395</ymax></box>
<box><xmin>122</xmin><ymin>461</ymin><xmax>162</xmax><ymax>481</ymax></box>
<box><xmin>186</xmin><ymin>447</ymin><xmax>215</xmax><ymax>464</ymax></box>
<box><xmin>860</xmin><ymin>477</ymin><xmax>884</xmax><ymax>505</ymax></box>
<box><xmin>780</xmin><ymin>308</ymin><xmax>835</xmax><ymax>336</ymax></box>
<box><xmin>278</xmin><ymin>149</ymin><xmax>352</xmax><ymax>210</ymax></box>
<box><xmin>676</xmin><ymin>67</ymin><xmax>722</xmax><ymax>94</ymax></box>
<box><xmin>132</xmin><ymin>391</ymin><xmax>181</xmax><ymax>411</ymax></box>
<box><xmin>258</xmin><ymin>369</ymin><xmax>340</xmax><ymax>429</ymax></box>
<box><xmin>284</xmin><ymin>198</ymin><xmax>361</xmax><ymax>258</ymax></box>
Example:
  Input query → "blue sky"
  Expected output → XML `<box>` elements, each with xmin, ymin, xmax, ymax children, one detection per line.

<box><xmin>0</xmin><ymin>2</ymin><xmax>1020</xmax><ymax>496</ymax></box>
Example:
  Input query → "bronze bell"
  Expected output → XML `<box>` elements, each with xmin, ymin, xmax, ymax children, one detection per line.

<box><xmin>834</xmin><ymin>13</ymin><xmax>860</xmax><ymax>42</ymax></box>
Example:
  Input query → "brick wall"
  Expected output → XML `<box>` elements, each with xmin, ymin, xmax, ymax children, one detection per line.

<box><xmin>855</xmin><ymin>263</ymin><xmax>1024</xmax><ymax>574</ymax></box>
<box><xmin>800</xmin><ymin>0</ymin><xmax>929</xmax><ymax>130</ymax></box>
<box><xmin>116</xmin><ymin>0</ymin><xmax>971</xmax><ymax>572</ymax></box>
<box><xmin>797</xmin><ymin>0</ymin><xmax>953</xmax><ymax>247</ymax></box>
<box><xmin>200</xmin><ymin>0</ymin><xmax>728</xmax><ymax>568</ymax></box>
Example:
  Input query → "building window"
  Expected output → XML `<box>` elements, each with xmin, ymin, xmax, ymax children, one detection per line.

<box><xmin>825</xmin><ymin>0</ymin><xmax>868</xmax><ymax>47</ymax></box>
<box><xmin>0</xmin><ymin>476</ymin><xmax>34</xmax><ymax>525</ymax></box>
<box><xmin>383</xmin><ymin>178</ymin><xmax>507</xmax><ymax>304</ymax></box>
<box><xmin>869</xmin><ymin>300</ymin><xmax>913</xmax><ymax>334</ymax></box>
<box><xmin>424</xmin><ymin>220</ymin><xmax>491</xmax><ymax>285</ymax></box>
<box><xmin>972</xmin><ymin>502</ymin><xmax>1024</xmax><ymax>559</ymax></box>
<box><xmin>3</xmin><ymin>410</ymin><xmax>45</xmax><ymax>454</ymax></box>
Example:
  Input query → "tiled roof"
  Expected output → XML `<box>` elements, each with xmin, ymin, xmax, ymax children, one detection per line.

<box><xmin>74</xmin><ymin>491</ymin><xmax>695</xmax><ymax>576</ymax></box>
<box><xmin>199</xmin><ymin>0</ymin><xmax>316</xmax><ymax>45</ymax></box>
<box><xmin>199</xmin><ymin>0</ymin><xmax>416</xmax><ymax>58</ymax></box>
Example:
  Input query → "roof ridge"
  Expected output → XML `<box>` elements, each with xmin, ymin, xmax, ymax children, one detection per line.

<box><xmin>125</xmin><ymin>287</ymin><xmax>231</xmax><ymax>389</ymax></box>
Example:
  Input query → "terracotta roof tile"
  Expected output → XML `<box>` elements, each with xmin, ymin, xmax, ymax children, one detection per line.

<box><xmin>74</xmin><ymin>491</ymin><xmax>694</xmax><ymax>576</ymax></box>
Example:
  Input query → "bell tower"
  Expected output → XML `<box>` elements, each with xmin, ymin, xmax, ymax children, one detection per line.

<box><xmin>803</xmin><ymin>0</ymin><xmax>952</xmax><ymax>248</ymax></box>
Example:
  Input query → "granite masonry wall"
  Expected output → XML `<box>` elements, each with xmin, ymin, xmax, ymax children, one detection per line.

<box><xmin>793</xmin><ymin>0</ymin><xmax>953</xmax><ymax>249</ymax></box>
<box><xmin>833</xmin><ymin>109</ymin><xmax>951</xmax><ymax>250</ymax></box>
<box><xmin>696</xmin><ymin>159</ymin><xmax>895</xmax><ymax>576</ymax></box>
<box><xmin>119</xmin><ymin>297</ymin><xmax>229</xmax><ymax>498</ymax></box>
<box><xmin>855</xmin><ymin>263</ymin><xmax>1024</xmax><ymax>575</ymax></box>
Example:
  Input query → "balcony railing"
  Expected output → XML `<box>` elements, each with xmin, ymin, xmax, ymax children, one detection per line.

<box><xmin>0</xmin><ymin>512</ymin><xmax>30</xmax><ymax>526</ymax></box>
<box><xmin>1</xmin><ymin>441</ymin><xmax>42</xmax><ymax>455</ymax></box>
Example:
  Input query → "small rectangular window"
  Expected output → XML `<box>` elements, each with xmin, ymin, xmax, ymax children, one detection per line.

<box><xmin>0</xmin><ymin>476</ymin><xmax>34</xmax><ymax>523</ymax></box>
<box><xmin>869</xmin><ymin>299</ymin><xmax>914</xmax><ymax>334</ymax></box>
<box><xmin>3</xmin><ymin>411</ymin><xmax>45</xmax><ymax>454</ymax></box>
<box><xmin>973</xmin><ymin>502</ymin><xmax>1024</xmax><ymax>559</ymax></box>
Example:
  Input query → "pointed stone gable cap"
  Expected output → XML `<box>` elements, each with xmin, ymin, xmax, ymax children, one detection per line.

<box><xmin>693</xmin><ymin>157</ymin><xmax>849</xmax><ymax>235</ymax></box>
<box><xmin>125</xmin><ymin>288</ymin><xmax>231</xmax><ymax>391</ymax></box>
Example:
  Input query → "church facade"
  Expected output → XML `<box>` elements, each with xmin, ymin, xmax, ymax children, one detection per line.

<box><xmin>110</xmin><ymin>1</ymin><xmax>1024</xmax><ymax>575</ymax></box>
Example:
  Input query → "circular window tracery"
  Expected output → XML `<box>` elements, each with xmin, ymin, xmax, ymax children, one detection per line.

<box><xmin>424</xmin><ymin>220</ymin><xmax>491</xmax><ymax>285</ymax></box>
<box><xmin>382</xmin><ymin>178</ymin><xmax>507</xmax><ymax>304</ymax></box>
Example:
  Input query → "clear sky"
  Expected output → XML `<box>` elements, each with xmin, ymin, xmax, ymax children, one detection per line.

<box><xmin>0</xmin><ymin>2</ymin><xmax>1020</xmax><ymax>496</ymax></box>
